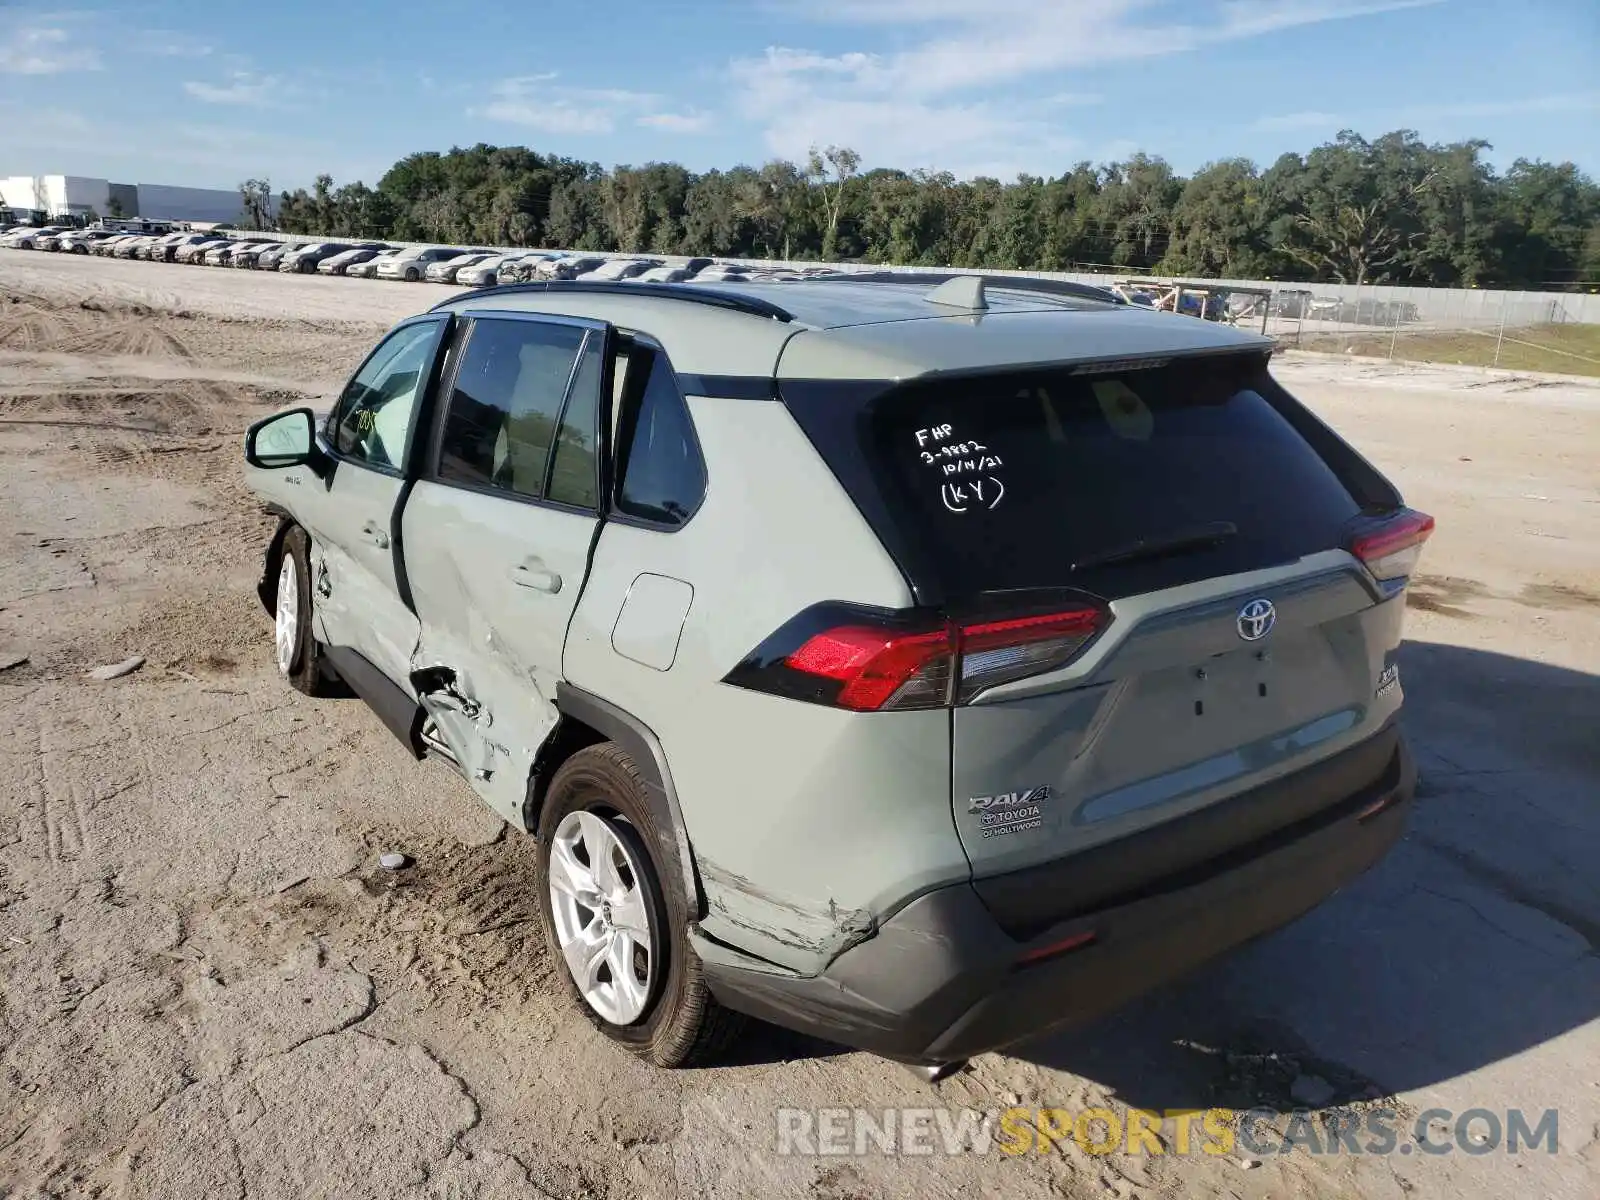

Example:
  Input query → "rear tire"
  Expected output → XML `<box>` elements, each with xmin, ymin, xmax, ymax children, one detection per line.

<box><xmin>404</xmin><ymin>268</ymin><xmax>420</xmax><ymax>282</ymax></box>
<box><xmin>274</xmin><ymin>526</ymin><xmax>333</xmax><ymax>696</ymax></box>
<box><xmin>536</xmin><ymin>744</ymin><xmax>743</xmax><ymax>1067</ymax></box>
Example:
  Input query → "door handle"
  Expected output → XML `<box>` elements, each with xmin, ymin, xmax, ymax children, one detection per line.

<box><xmin>510</xmin><ymin>563</ymin><xmax>563</xmax><ymax>594</ymax></box>
<box><xmin>361</xmin><ymin>520</ymin><xmax>390</xmax><ymax>549</ymax></box>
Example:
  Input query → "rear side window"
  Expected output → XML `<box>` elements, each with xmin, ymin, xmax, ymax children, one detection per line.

<box><xmin>785</xmin><ymin>354</ymin><xmax>1366</xmax><ymax>603</ymax></box>
<box><xmin>613</xmin><ymin>347</ymin><xmax>706</xmax><ymax>526</ymax></box>
<box><xmin>435</xmin><ymin>317</ymin><xmax>586</xmax><ymax>498</ymax></box>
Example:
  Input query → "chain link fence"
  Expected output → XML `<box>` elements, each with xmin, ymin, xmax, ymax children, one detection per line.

<box><xmin>1247</xmin><ymin>284</ymin><xmax>1600</xmax><ymax>374</ymax></box>
<box><xmin>871</xmin><ymin>266</ymin><xmax>1600</xmax><ymax>375</ymax></box>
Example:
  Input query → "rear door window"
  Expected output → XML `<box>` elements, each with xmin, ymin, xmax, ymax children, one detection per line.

<box><xmin>785</xmin><ymin>354</ymin><xmax>1365</xmax><ymax>602</ymax></box>
<box><xmin>434</xmin><ymin>317</ymin><xmax>589</xmax><ymax>499</ymax></box>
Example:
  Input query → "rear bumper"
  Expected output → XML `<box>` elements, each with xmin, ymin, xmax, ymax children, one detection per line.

<box><xmin>703</xmin><ymin>726</ymin><xmax>1414</xmax><ymax>1063</ymax></box>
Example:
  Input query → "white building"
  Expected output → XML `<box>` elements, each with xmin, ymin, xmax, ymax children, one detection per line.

<box><xmin>1</xmin><ymin>174</ymin><xmax>241</xmax><ymax>224</ymax></box>
<box><xmin>2</xmin><ymin>174</ymin><xmax>111</xmax><ymax>218</ymax></box>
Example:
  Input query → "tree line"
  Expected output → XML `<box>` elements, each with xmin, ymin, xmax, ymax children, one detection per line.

<box><xmin>254</xmin><ymin>130</ymin><xmax>1600</xmax><ymax>290</ymax></box>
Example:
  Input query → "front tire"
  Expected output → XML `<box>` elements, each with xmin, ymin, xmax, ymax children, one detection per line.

<box><xmin>274</xmin><ymin>526</ymin><xmax>332</xmax><ymax>695</ymax></box>
<box><xmin>537</xmin><ymin>744</ymin><xmax>743</xmax><ymax>1067</ymax></box>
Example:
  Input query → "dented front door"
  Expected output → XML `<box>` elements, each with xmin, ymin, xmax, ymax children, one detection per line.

<box><xmin>300</xmin><ymin>316</ymin><xmax>452</xmax><ymax>687</ymax></box>
<box><xmin>400</xmin><ymin>313</ymin><xmax>606</xmax><ymax>824</ymax></box>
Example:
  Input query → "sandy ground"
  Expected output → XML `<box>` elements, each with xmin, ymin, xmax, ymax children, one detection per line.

<box><xmin>0</xmin><ymin>251</ymin><xmax>1597</xmax><ymax>1200</ymax></box>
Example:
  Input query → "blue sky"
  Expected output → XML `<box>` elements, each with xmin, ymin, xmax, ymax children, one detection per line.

<box><xmin>1</xmin><ymin>0</ymin><xmax>1595</xmax><ymax>190</ymax></box>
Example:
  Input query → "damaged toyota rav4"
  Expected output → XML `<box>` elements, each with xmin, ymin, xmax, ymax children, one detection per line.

<box><xmin>243</xmin><ymin>272</ymin><xmax>1428</xmax><ymax>1071</ymax></box>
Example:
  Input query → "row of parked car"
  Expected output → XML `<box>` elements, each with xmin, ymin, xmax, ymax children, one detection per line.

<box><xmin>0</xmin><ymin>223</ymin><xmax>832</xmax><ymax>289</ymax></box>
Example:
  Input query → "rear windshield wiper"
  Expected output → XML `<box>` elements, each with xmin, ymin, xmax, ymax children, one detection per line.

<box><xmin>1071</xmin><ymin>521</ymin><xmax>1237</xmax><ymax>572</ymax></box>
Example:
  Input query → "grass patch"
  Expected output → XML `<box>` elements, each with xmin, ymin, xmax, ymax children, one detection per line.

<box><xmin>1297</xmin><ymin>323</ymin><xmax>1600</xmax><ymax>378</ymax></box>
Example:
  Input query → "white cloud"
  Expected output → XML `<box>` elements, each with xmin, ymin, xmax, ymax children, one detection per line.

<box><xmin>476</xmin><ymin>76</ymin><xmax>708</xmax><ymax>137</ymax></box>
<box><xmin>1249</xmin><ymin>91</ymin><xmax>1600</xmax><ymax>137</ymax></box>
<box><xmin>183</xmin><ymin>71</ymin><xmax>285</xmax><ymax>107</ymax></box>
<box><xmin>481</xmin><ymin>97</ymin><xmax>623</xmax><ymax>135</ymax></box>
<box><xmin>729</xmin><ymin>45</ymin><xmax>1083</xmax><ymax>176</ymax></box>
<box><xmin>1400</xmin><ymin>91</ymin><xmax>1600</xmax><ymax>121</ymax></box>
<box><xmin>133</xmin><ymin>29</ymin><xmax>214</xmax><ymax>58</ymax></box>
<box><xmin>0</xmin><ymin>26</ymin><xmax>101</xmax><ymax>74</ymax></box>
<box><xmin>1215</xmin><ymin>0</ymin><xmax>1443</xmax><ymax>37</ymax></box>
<box><xmin>1042</xmin><ymin>92</ymin><xmax>1107</xmax><ymax>108</ymax></box>
<box><xmin>638</xmin><ymin>110</ymin><xmax>713</xmax><ymax>134</ymax></box>
<box><xmin>732</xmin><ymin>0</ymin><xmax>1442</xmax><ymax>175</ymax></box>
<box><xmin>1254</xmin><ymin>111</ymin><xmax>1344</xmax><ymax>131</ymax></box>
<box><xmin>0</xmin><ymin>103</ymin><xmax>348</xmax><ymax>185</ymax></box>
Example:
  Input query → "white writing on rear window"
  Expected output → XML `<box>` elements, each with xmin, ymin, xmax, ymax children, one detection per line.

<box><xmin>940</xmin><ymin>477</ymin><xmax>1005</xmax><ymax>513</ymax></box>
<box><xmin>914</xmin><ymin>423</ymin><xmax>1006</xmax><ymax>513</ymax></box>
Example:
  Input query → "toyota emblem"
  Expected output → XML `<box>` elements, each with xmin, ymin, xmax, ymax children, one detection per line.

<box><xmin>1237</xmin><ymin>598</ymin><xmax>1276</xmax><ymax>641</ymax></box>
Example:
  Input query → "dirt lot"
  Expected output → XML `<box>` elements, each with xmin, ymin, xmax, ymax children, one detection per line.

<box><xmin>1</xmin><ymin>252</ymin><xmax>1597</xmax><ymax>1200</ymax></box>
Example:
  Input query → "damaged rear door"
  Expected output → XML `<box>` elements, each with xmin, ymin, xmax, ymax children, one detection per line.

<box><xmin>400</xmin><ymin>311</ymin><xmax>607</xmax><ymax>824</ymax></box>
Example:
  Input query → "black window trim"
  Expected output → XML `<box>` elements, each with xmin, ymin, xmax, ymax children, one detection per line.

<box><xmin>606</xmin><ymin>332</ymin><xmax>709</xmax><ymax>534</ymax></box>
<box><xmin>420</xmin><ymin>308</ymin><xmax>609</xmax><ymax>518</ymax></box>
<box><xmin>319</xmin><ymin>312</ymin><xmax>454</xmax><ymax>481</ymax></box>
<box><xmin>541</xmin><ymin>327</ymin><xmax>608</xmax><ymax>507</ymax></box>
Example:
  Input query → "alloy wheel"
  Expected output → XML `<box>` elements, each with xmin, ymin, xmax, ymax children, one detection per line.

<box><xmin>274</xmin><ymin>556</ymin><xmax>298</xmax><ymax>675</ymax></box>
<box><xmin>547</xmin><ymin>810</ymin><xmax>656</xmax><ymax>1024</ymax></box>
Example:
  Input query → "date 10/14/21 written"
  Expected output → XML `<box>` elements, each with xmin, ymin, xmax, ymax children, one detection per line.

<box><xmin>915</xmin><ymin>423</ymin><xmax>1007</xmax><ymax>514</ymax></box>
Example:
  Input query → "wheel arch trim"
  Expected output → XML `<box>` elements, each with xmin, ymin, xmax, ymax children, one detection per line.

<box><xmin>542</xmin><ymin>683</ymin><xmax>704</xmax><ymax>918</ymax></box>
<box><xmin>256</xmin><ymin>509</ymin><xmax>296</xmax><ymax>616</ymax></box>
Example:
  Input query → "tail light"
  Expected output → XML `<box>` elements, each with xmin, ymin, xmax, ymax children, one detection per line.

<box><xmin>1348</xmin><ymin>508</ymin><xmax>1434</xmax><ymax>584</ymax></box>
<box><xmin>725</xmin><ymin>602</ymin><xmax>1109</xmax><ymax>711</ymax></box>
<box><xmin>954</xmin><ymin>610</ymin><xmax>1105</xmax><ymax>703</ymax></box>
<box><xmin>783</xmin><ymin>624</ymin><xmax>954</xmax><ymax>711</ymax></box>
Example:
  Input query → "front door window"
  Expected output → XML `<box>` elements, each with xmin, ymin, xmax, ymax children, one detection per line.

<box><xmin>329</xmin><ymin>321</ymin><xmax>442</xmax><ymax>471</ymax></box>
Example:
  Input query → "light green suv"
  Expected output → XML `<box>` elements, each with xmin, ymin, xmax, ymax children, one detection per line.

<box><xmin>243</xmin><ymin>273</ymin><xmax>1428</xmax><ymax>1071</ymax></box>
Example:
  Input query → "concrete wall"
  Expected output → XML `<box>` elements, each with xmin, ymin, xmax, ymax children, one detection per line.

<box><xmin>134</xmin><ymin>183</ymin><xmax>241</xmax><ymax>225</ymax></box>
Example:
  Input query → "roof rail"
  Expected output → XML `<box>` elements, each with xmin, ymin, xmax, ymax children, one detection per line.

<box><xmin>430</xmin><ymin>279</ymin><xmax>794</xmax><ymax>322</ymax></box>
<box><xmin>812</xmin><ymin>270</ymin><xmax>1125</xmax><ymax>307</ymax></box>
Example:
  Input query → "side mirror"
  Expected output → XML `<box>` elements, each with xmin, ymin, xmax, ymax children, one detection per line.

<box><xmin>245</xmin><ymin>407</ymin><xmax>320</xmax><ymax>471</ymax></box>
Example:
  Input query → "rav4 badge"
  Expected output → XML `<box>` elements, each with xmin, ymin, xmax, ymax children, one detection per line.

<box><xmin>968</xmin><ymin>786</ymin><xmax>1051</xmax><ymax>814</ymax></box>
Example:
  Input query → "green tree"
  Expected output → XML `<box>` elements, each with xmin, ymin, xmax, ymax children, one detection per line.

<box><xmin>248</xmin><ymin>130</ymin><xmax>1589</xmax><ymax>290</ymax></box>
<box><xmin>736</xmin><ymin>160</ymin><xmax>807</xmax><ymax>259</ymax></box>
<box><xmin>1162</xmin><ymin>159</ymin><xmax>1270</xmax><ymax>277</ymax></box>
<box><xmin>1096</xmin><ymin>154</ymin><xmax>1182</xmax><ymax>270</ymax></box>
<box><xmin>238</xmin><ymin>179</ymin><xmax>273</xmax><ymax>231</ymax></box>
<box><xmin>1267</xmin><ymin>131</ymin><xmax>1440</xmax><ymax>285</ymax></box>
<box><xmin>807</xmin><ymin>145</ymin><xmax>861</xmax><ymax>261</ymax></box>
<box><xmin>1495</xmin><ymin>159</ymin><xmax>1600</xmax><ymax>288</ymax></box>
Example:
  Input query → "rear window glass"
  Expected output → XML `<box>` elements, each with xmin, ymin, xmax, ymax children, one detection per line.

<box><xmin>787</xmin><ymin>355</ymin><xmax>1364</xmax><ymax>602</ymax></box>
